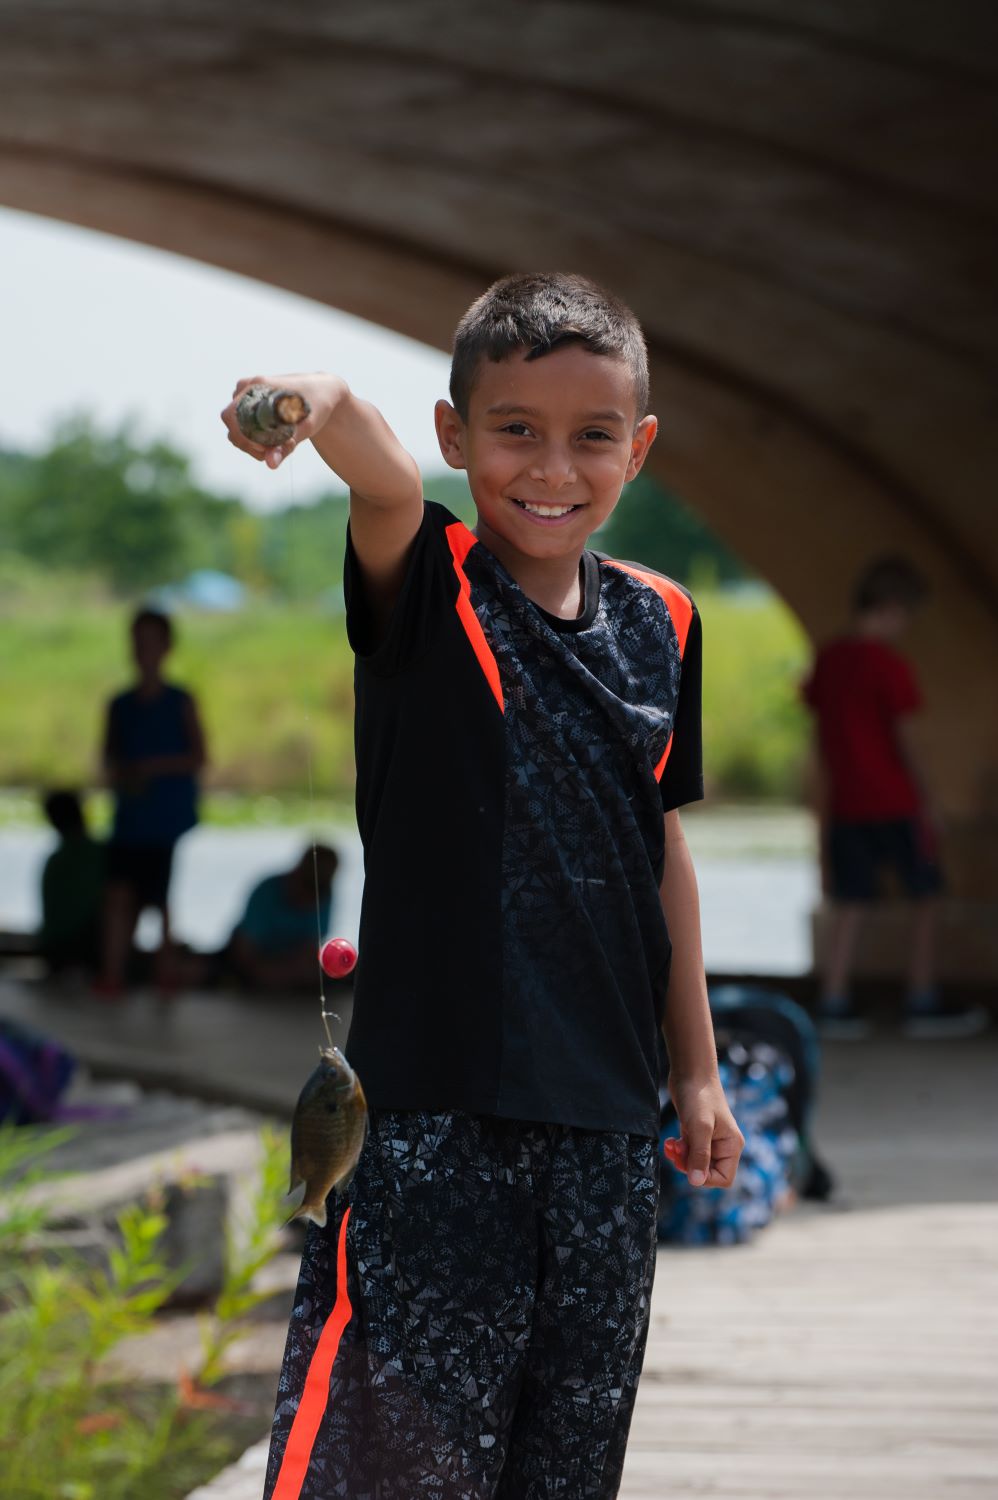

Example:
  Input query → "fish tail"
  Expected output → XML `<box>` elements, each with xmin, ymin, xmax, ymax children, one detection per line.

<box><xmin>285</xmin><ymin>1200</ymin><xmax>328</xmax><ymax>1230</ymax></box>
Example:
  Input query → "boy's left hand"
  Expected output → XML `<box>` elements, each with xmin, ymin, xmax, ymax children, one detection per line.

<box><xmin>664</xmin><ymin>1074</ymin><xmax>744</xmax><ymax>1189</ymax></box>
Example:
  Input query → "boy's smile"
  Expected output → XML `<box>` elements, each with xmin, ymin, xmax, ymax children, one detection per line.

<box><xmin>435</xmin><ymin>343</ymin><xmax>657</xmax><ymax>600</ymax></box>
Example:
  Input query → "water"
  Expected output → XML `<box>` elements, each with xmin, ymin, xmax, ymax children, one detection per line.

<box><xmin>0</xmin><ymin>807</ymin><xmax>820</xmax><ymax>975</ymax></box>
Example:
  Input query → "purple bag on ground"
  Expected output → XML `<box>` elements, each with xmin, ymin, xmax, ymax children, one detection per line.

<box><xmin>0</xmin><ymin>1019</ymin><xmax>76</xmax><ymax>1125</ymax></box>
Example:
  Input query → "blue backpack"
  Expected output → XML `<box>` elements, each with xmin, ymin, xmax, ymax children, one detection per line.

<box><xmin>658</xmin><ymin>986</ymin><xmax>832</xmax><ymax>1246</ymax></box>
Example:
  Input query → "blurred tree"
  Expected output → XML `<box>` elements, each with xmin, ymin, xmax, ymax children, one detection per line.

<box><xmin>4</xmin><ymin>416</ymin><xmax>239</xmax><ymax>591</ymax></box>
<box><xmin>597</xmin><ymin>472</ymin><xmax>745</xmax><ymax>586</ymax></box>
<box><xmin>260</xmin><ymin>494</ymin><xmax>350</xmax><ymax>600</ymax></box>
<box><xmin>226</xmin><ymin>510</ymin><xmax>268</xmax><ymax>593</ymax></box>
<box><xmin>0</xmin><ymin>449</ymin><xmax>34</xmax><ymax>544</ymax></box>
<box><xmin>0</xmin><ymin>422</ymin><xmax>747</xmax><ymax>599</ymax></box>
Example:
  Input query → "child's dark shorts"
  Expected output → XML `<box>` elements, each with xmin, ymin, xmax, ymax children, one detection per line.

<box><xmin>264</xmin><ymin>1110</ymin><xmax>660</xmax><ymax>1500</ymax></box>
<box><xmin>828</xmin><ymin>818</ymin><xmax>942</xmax><ymax>903</ymax></box>
<box><xmin>105</xmin><ymin>842</ymin><xmax>175</xmax><ymax>908</ymax></box>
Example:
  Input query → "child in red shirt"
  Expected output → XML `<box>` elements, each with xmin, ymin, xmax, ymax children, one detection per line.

<box><xmin>803</xmin><ymin>556</ymin><xmax>986</xmax><ymax>1039</ymax></box>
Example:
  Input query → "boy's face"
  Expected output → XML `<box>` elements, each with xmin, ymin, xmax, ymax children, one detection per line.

<box><xmin>131</xmin><ymin>622</ymin><xmax>169</xmax><ymax>676</ymax></box>
<box><xmin>861</xmin><ymin>602</ymin><xmax>912</xmax><ymax>642</ymax></box>
<box><xmin>435</xmin><ymin>344</ymin><xmax>656</xmax><ymax>562</ymax></box>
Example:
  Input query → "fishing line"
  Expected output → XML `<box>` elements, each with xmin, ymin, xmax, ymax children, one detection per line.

<box><xmin>286</xmin><ymin>447</ymin><xmax>338</xmax><ymax>1051</ymax></box>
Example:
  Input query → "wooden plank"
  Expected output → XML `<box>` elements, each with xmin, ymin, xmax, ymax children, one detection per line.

<box><xmin>621</xmin><ymin>1192</ymin><xmax>998</xmax><ymax>1497</ymax></box>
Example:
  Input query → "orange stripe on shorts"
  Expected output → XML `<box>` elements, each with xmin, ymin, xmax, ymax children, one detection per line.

<box><xmin>271</xmin><ymin>1207</ymin><xmax>353</xmax><ymax>1500</ymax></box>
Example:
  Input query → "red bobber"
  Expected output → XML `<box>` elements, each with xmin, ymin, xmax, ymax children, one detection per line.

<box><xmin>320</xmin><ymin>938</ymin><xmax>358</xmax><ymax>979</ymax></box>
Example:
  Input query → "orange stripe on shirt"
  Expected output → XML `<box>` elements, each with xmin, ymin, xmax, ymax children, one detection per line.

<box><xmin>603</xmin><ymin>559</ymin><xmax>693</xmax><ymax>783</ymax></box>
<box><xmin>602</xmin><ymin>559</ymin><xmax>694</xmax><ymax>655</ymax></box>
<box><xmin>271</xmin><ymin>1208</ymin><xmax>353</xmax><ymax>1500</ymax></box>
<box><xmin>445</xmin><ymin>523</ymin><xmax>505</xmax><ymax>713</ymax></box>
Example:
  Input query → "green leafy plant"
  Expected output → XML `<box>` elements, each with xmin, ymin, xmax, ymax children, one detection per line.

<box><xmin>0</xmin><ymin>1122</ymin><xmax>76</xmax><ymax>1250</ymax></box>
<box><xmin>0</xmin><ymin>1121</ymin><xmax>289</xmax><ymax>1499</ymax></box>
<box><xmin>198</xmin><ymin>1123</ymin><xmax>290</xmax><ymax>1386</ymax></box>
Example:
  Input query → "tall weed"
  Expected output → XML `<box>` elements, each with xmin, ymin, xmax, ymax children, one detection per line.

<box><xmin>0</xmin><ymin>1122</ymin><xmax>289</xmax><ymax>1500</ymax></box>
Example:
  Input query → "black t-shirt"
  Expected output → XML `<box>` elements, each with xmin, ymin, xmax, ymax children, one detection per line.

<box><xmin>343</xmin><ymin>501</ymin><xmax>703</xmax><ymax>1138</ymax></box>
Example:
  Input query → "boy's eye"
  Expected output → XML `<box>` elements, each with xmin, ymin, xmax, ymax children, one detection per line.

<box><xmin>582</xmin><ymin>429</ymin><xmax>614</xmax><ymax>443</ymax></box>
<box><xmin>501</xmin><ymin>422</ymin><xmax>532</xmax><ymax>437</ymax></box>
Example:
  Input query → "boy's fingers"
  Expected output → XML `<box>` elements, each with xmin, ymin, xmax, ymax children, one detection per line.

<box><xmin>266</xmin><ymin>439</ymin><xmax>296</xmax><ymax>469</ymax></box>
<box><xmin>705</xmin><ymin>1129</ymin><xmax>745</xmax><ymax>1189</ymax></box>
<box><xmin>226</xmin><ymin>430</ymin><xmax>264</xmax><ymax>461</ymax></box>
<box><xmin>232</xmin><ymin>374</ymin><xmax>265</xmax><ymax>399</ymax></box>
<box><xmin>221</xmin><ymin>405</ymin><xmax>270</xmax><ymax>460</ymax></box>
<box><xmin>685</xmin><ymin>1125</ymin><xmax>713</xmax><ymax>1188</ymax></box>
<box><xmin>705</xmin><ymin>1155</ymin><xmax>737</xmax><ymax>1188</ymax></box>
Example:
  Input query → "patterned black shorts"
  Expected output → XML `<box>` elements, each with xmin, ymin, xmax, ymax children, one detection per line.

<box><xmin>264</xmin><ymin>1111</ymin><xmax>660</xmax><ymax>1500</ymax></box>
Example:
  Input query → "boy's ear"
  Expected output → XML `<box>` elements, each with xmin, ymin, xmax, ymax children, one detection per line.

<box><xmin>625</xmin><ymin>414</ymin><xmax>658</xmax><ymax>483</ymax></box>
<box><xmin>434</xmin><ymin>399</ymin><xmax>468</xmax><ymax>471</ymax></box>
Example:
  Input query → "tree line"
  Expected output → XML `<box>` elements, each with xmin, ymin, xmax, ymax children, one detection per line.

<box><xmin>0</xmin><ymin>416</ymin><xmax>745</xmax><ymax>599</ymax></box>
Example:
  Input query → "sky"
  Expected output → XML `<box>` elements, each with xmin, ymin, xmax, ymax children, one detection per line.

<box><xmin>0</xmin><ymin>206</ymin><xmax>452</xmax><ymax>510</ymax></box>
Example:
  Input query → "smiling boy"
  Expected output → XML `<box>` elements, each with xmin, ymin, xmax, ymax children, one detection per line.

<box><xmin>222</xmin><ymin>272</ymin><xmax>742</xmax><ymax>1500</ymax></box>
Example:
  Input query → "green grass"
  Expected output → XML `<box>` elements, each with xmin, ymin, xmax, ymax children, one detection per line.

<box><xmin>698</xmin><ymin>589</ymin><xmax>811</xmax><ymax>800</ymax></box>
<box><xmin>0</xmin><ymin>585</ymin><xmax>812</xmax><ymax>807</ymax></box>
<box><xmin>0</xmin><ymin>602</ymin><xmax>356</xmax><ymax>799</ymax></box>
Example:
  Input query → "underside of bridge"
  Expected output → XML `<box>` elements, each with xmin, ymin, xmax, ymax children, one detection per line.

<box><xmin>2</xmin><ymin>1</ymin><xmax>997</xmax><ymax>970</ymax></box>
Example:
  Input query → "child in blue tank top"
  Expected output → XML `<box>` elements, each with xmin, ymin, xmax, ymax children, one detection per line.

<box><xmin>97</xmin><ymin>607</ymin><xmax>206</xmax><ymax>993</ymax></box>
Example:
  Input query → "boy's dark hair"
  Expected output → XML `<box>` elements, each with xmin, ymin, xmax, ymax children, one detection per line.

<box><xmin>130</xmin><ymin>606</ymin><xmax>173</xmax><ymax>647</ymax></box>
<box><xmin>450</xmin><ymin>272</ymin><xmax>649</xmax><ymax>421</ymax></box>
<box><xmin>852</xmin><ymin>556</ymin><xmax>929</xmax><ymax>614</ymax></box>
<box><xmin>42</xmin><ymin>789</ymin><xmax>86</xmax><ymax>837</ymax></box>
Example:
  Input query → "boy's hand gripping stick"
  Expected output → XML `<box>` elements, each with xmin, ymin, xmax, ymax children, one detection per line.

<box><xmin>235</xmin><ymin>384</ymin><xmax>311</xmax><ymax>447</ymax></box>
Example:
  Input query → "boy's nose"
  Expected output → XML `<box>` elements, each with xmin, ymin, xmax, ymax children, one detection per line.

<box><xmin>529</xmin><ymin>448</ymin><xmax>577</xmax><ymax>490</ymax></box>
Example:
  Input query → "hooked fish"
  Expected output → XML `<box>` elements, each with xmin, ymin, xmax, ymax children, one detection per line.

<box><xmin>287</xmin><ymin>1046</ymin><xmax>368</xmax><ymax>1228</ymax></box>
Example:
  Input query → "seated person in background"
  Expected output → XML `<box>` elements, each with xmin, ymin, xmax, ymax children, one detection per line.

<box><xmin>39</xmin><ymin>790</ymin><xmax>104</xmax><ymax>974</ymax></box>
<box><xmin>228</xmin><ymin>845</ymin><xmax>339</xmax><ymax>990</ymax></box>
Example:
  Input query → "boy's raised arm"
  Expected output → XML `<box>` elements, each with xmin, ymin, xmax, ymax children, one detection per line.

<box><xmin>221</xmin><ymin>373</ymin><xmax>424</xmax><ymax>627</ymax></box>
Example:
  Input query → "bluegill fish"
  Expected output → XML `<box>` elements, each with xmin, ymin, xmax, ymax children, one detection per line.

<box><xmin>288</xmin><ymin>1047</ymin><xmax>368</xmax><ymax>1228</ymax></box>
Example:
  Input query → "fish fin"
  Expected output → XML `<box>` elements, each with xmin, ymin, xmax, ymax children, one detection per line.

<box><xmin>334</xmin><ymin>1121</ymin><xmax>368</xmax><ymax>1196</ymax></box>
<box><xmin>334</xmin><ymin>1163</ymin><xmax>359</xmax><ymax>1195</ymax></box>
<box><xmin>284</xmin><ymin>1199</ymin><xmax>328</xmax><ymax>1230</ymax></box>
<box><xmin>282</xmin><ymin>1182</ymin><xmax>306</xmax><ymax>1225</ymax></box>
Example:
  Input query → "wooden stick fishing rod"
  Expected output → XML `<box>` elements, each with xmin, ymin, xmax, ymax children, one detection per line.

<box><xmin>235</xmin><ymin>384</ymin><xmax>311</xmax><ymax>447</ymax></box>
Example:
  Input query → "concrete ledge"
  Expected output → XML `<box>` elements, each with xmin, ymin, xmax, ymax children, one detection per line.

<box><xmin>185</xmin><ymin>1438</ymin><xmax>269</xmax><ymax>1500</ymax></box>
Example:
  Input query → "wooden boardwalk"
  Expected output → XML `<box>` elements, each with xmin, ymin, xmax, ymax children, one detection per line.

<box><xmin>2</xmin><ymin>980</ymin><xmax>995</xmax><ymax>1498</ymax></box>
<box><xmin>624</xmin><ymin>1202</ymin><xmax>998</xmax><ymax>1498</ymax></box>
<box><xmin>192</xmin><ymin>1187</ymin><xmax>998</xmax><ymax>1500</ymax></box>
<box><xmin>621</xmin><ymin>1035</ymin><xmax>998</xmax><ymax>1499</ymax></box>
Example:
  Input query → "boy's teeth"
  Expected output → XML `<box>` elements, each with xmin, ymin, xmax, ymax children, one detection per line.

<box><xmin>519</xmin><ymin>501</ymin><xmax>575</xmax><ymax>517</ymax></box>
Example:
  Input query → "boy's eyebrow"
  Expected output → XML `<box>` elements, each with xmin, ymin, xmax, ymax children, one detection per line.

<box><xmin>485</xmin><ymin>403</ymin><xmax>627</xmax><ymax>423</ymax></box>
